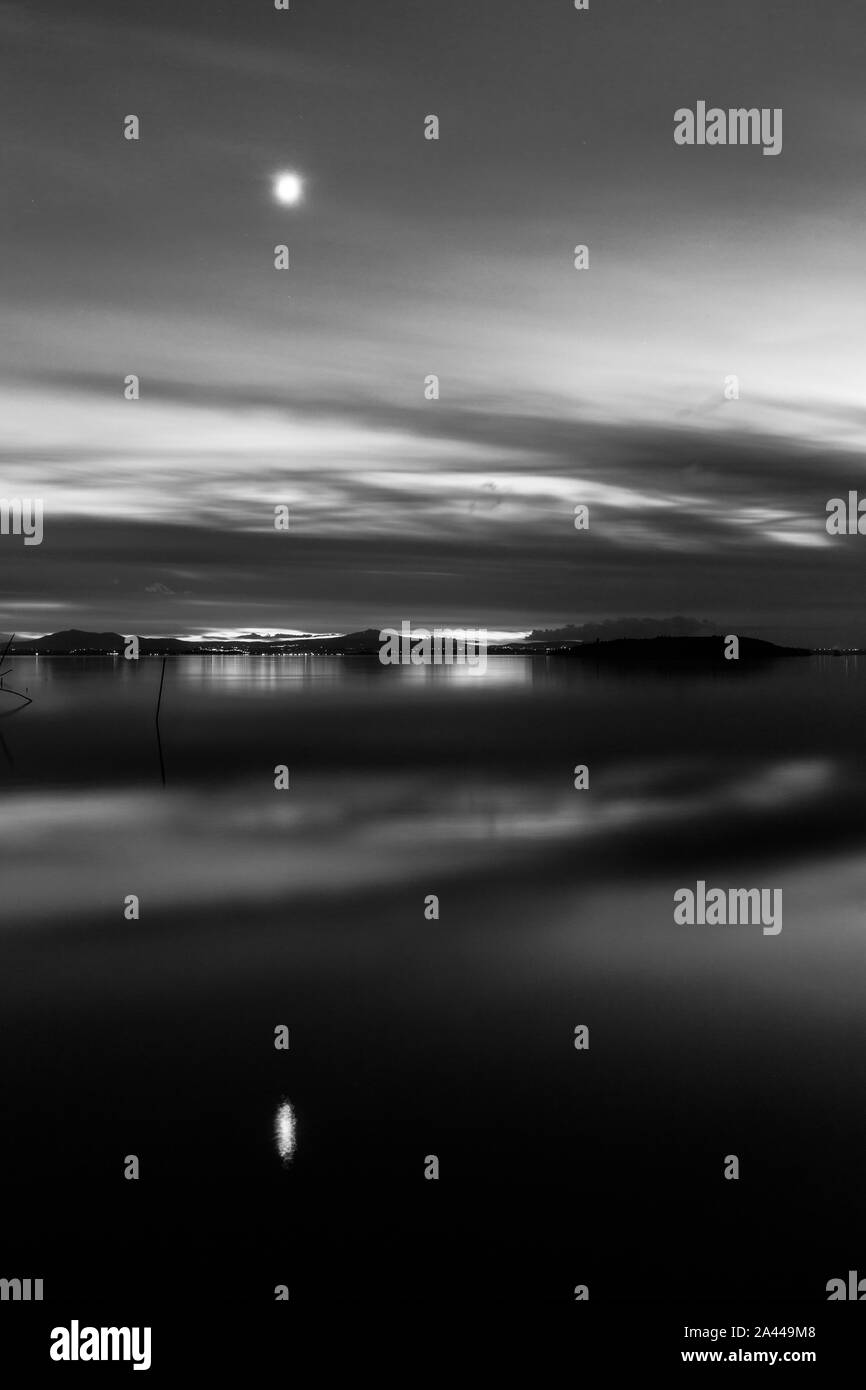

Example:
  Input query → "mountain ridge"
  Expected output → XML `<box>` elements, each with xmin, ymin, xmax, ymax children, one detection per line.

<box><xmin>4</xmin><ymin>627</ymin><xmax>819</xmax><ymax>658</ymax></box>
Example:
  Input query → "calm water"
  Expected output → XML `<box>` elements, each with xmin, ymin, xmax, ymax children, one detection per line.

<box><xmin>1</xmin><ymin>655</ymin><xmax>865</xmax><ymax>1312</ymax></box>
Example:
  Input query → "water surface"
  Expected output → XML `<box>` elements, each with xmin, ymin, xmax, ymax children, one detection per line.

<box><xmin>1</xmin><ymin>655</ymin><xmax>864</xmax><ymax>1307</ymax></box>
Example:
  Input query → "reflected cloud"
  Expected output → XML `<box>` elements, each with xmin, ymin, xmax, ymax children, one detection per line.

<box><xmin>0</xmin><ymin>755</ymin><xmax>848</xmax><ymax>927</ymax></box>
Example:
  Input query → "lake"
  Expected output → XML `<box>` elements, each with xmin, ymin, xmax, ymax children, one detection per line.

<box><xmin>1</xmin><ymin>654</ymin><xmax>864</xmax><ymax>1314</ymax></box>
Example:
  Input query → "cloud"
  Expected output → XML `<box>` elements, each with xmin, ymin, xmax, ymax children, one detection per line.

<box><xmin>3</xmin><ymin>0</ymin><xmax>865</xmax><ymax>644</ymax></box>
<box><xmin>0</xmin><ymin>1</ymin><xmax>364</xmax><ymax>88</ymax></box>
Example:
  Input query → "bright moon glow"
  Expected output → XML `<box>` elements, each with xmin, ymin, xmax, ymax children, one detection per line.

<box><xmin>274</xmin><ymin>172</ymin><xmax>303</xmax><ymax>206</ymax></box>
<box><xmin>275</xmin><ymin>1100</ymin><xmax>297</xmax><ymax>1163</ymax></box>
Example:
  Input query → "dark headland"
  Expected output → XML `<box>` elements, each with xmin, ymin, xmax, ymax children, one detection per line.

<box><xmin>490</xmin><ymin>635</ymin><xmax>813</xmax><ymax>663</ymax></box>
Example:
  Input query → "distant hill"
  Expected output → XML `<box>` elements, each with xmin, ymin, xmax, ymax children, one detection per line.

<box><xmin>7</xmin><ymin>627</ymin><xmax>387</xmax><ymax>655</ymax></box>
<box><xmin>518</xmin><ymin>635</ymin><xmax>812</xmax><ymax>662</ymax></box>
<box><xmin>11</xmin><ymin>629</ymin><xmax>128</xmax><ymax>654</ymax></box>
<box><xmin>6</xmin><ymin>628</ymin><xmax>815</xmax><ymax>660</ymax></box>
<box><xmin>294</xmin><ymin>628</ymin><xmax>384</xmax><ymax>654</ymax></box>
<box><xmin>10</xmin><ymin>629</ymin><xmax>190</xmax><ymax>655</ymax></box>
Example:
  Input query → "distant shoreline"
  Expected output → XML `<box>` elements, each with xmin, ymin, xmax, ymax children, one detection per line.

<box><xmin>6</xmin><ymin>633</ymin><xmax>850</xmax><ymax>660</ymax></box>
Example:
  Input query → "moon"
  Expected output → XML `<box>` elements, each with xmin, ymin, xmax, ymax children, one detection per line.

<box><xmin>274</xmin><ymin>171</ymin><xmax>304</xmax><ymax>206</ymax></box>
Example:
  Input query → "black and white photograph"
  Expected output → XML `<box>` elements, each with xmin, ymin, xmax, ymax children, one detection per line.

<box><xmin>1</xmin><ymin>0</ymin><xmax>864</xmax><ymax>1373</ymax></box>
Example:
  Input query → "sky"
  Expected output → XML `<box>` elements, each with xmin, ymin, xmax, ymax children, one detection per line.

<box><xmin>2</xmin><ymin>0</ymin><xmax>866</xmax><ymax>643</ymax></box>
